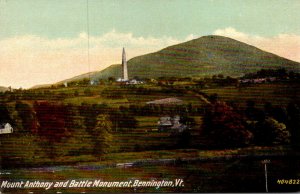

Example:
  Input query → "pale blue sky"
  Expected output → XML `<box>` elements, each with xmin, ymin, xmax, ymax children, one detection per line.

<box><xmin>0</xmin><ymin>0</ymin><xmax>299</xmax><ymax>39</ymax></box>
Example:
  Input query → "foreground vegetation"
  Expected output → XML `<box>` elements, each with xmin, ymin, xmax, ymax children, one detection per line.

<box><xmin>0</xmin><ymin>69</ymin><xmax>299</xmax><ymax>193</ymax></box>
<box><xmin>1</xmin><ymin>147</ymin><xmax>299</xmax><ymax>193</ymax></box>
<box><xmin>0</xmin><ymin>69</ymin><xmax>299</xmax><ymax>169</ymax></box>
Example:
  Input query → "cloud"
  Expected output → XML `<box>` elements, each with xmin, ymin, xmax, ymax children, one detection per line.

<box><xmin>0</xmin><ymin>31</ymin><xmax>196</xmax><ymax>88</ymax></box>
<box><xmin>214</xmin><ymin>27</ymin><xmax>249</xmax><ymax>40</ymax></box>
<box><xmin>213</xmin><ymin>27</ymin><xmax>300</xmax><ymax>63</ymax></box>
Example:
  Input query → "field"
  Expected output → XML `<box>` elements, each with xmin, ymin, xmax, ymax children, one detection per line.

<box><xmin>26</xmin><ymin>81</ymin><xmax>300</xmax><ymax>111</ymax></box>
<box><xmin>111</xmin><ymin>115</ymin><xmax>203</xmax><ymax>153</ymax></box>
<box><xmin>1</xmin><ymin>147</ymin><xmax>299</xmax><ymax>193</ymax></box>
<box><xmin>27</xmin><ymin>83</ymin><xmax>206</xmax><ymax>107</ymax></box>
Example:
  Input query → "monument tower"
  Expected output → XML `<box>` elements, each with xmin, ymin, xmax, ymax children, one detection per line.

<box><xmin>122</xmin><ymin>48</ymin><xmax>128</xmax><ymax>81</ymax></box>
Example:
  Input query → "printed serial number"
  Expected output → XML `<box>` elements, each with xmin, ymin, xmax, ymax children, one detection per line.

<box><xmin>277</xmin><ymin>179</ymin><xmax>300</xmax><ymax>185</ymax></box>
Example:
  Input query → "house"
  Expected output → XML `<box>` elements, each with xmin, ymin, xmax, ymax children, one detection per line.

<box><xmin>158</xmin><ymin>115</ymin><xmax>187</xmax><ymax>132</ymax></box>
<box><xmin>0</xmin><ymin>123</ymin><xmax>13</xmax><ymax>134</ymax></box>
<box><xmin>253</xmin><ymin>78</ymin><xmax>267</xmax><ymax>83</ymax></box>
<box><xmin>126</xmin><ymin>79</ymin><xmax>144</xmax><ymax>85</ymax></box>
<box><xmin>116</xmin><ymin>78</ymin><xmax>127</xmax><ymax>82</ymax></box>
<box><xmin>116</xmin><ymin>78</ymin><xmax>144</xmax><ymax>84</ymax></box>
<box><xmin>239</xmin><ymin>77</ymin><xmax>276</xmax><ymax>84</ymax></box>
<box><xmin>158</xmin><ymin>116</ymin><xmax>173</xmax><ymax>128</ymax></box>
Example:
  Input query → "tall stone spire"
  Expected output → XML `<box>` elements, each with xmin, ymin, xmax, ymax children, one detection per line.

<box><xmin>122</xmin><ymin>47</ymin><xmax>128</xmax><ymax>81</ymax></box>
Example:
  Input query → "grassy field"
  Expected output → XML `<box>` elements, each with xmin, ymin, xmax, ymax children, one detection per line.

<box><xmin>2</xmin><ymin>147</ymin><xmax>299</xmax><ymax>193</ymax></box>
<box><xmin>31</xmin><ymin>83</ymin><xmax>207</xmax><ymax>108</ymax></box>
<box><xmin>29</xmin><ymin>82</ymin><xmax>299</xmax><ymax>110</ymax></box>
<box><xmin>110</xmin><ymin>115</ymin><xmax>203</xmax><ymax>153</ymax></box>
<box><xmin>63</xmin><ymin>96</ymin><xmax>129</xmax><ymax>107</ymax></box>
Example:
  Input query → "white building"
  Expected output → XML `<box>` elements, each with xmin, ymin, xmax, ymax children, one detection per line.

<box><xmin>0</xmin><ymin>123</ymin><xmax>13</xmax><ymax>134</ymax></box>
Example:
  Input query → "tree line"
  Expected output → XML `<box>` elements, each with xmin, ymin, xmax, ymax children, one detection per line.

<box><xmin>202</xmin><ymin>99</ymin><xmax>300</xmax><ymax>148</ymax></box>
<box><xmin>0</xmin><ymin>101</ymin><xmax>138</xmax><ymax>167</ymax></box>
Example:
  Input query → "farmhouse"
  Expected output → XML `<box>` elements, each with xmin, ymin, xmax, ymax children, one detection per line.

<box><xmin>126</xmin><ymin>79</ymin><xmax>144</xmax><ymax>85</ymax></box>
<box><xmin>146</xmin><ymin>98</ymin><xmax>188</xmax><ymax>132</ymax></box>
<box><xmin>0</xmin><ymin>123</ymin><xmax>13</xmax><ymax>134</ymax></box>
<box><xmin>158</xmin><ymin>115</ymin><xmax>187</xmax><ymax>132</ymax></box>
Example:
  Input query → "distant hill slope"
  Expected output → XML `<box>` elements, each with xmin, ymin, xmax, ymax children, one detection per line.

<box><xmin>55</xmin><ymin>71</ymin><xmax>100</xmax><ymax>85</ymax></box>
<box><xmin>62</xmin><ymin>35</ymin><xmax>300</xmax><ymax>82</ymax></box>
<box><xmin>32</xmin><ymin>71</ymin><xmax>101</xmax><ymax>88</ymax></box>
<box><xmin>30</xmin><ymin>84</ymin><xmax>53</xmax><ymax>89</ymax></box>
<box><xmin>0</xmin><ymin>86</ymin><xmax>9</xmax><ymax>92</ymax></box>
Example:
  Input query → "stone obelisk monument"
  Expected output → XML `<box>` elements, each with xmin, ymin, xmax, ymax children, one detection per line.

<box><xmin>122</xmin><ymin>48</ymin><xmax>128</xmax><ymax>81</ymax></box>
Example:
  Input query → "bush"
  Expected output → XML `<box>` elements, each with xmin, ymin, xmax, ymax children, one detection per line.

<box><xmin>249</xmin><ymin>117</ymin><xmax>290</xmax><ymax>145</ymax></box>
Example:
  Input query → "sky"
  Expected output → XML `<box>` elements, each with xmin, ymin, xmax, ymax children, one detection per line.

<box><xmin>0</xmin><ymin>0</ymin><xmax>299</xmax><ymax>88</ymax></box>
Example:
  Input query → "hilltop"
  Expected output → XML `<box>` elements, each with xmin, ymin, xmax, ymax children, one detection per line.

<box><xmin>0</xmin><ymin>86</ymin><xmax>9</xmax><ymax>92</ymax></box>
<box><xmin>61</xmin><ymin>35</ymin><xmax>300</xmax><ymax>83</ymax></box>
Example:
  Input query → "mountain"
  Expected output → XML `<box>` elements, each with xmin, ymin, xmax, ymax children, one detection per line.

<box><xmin>62</xmin><ymin>35</ymin><xmax>300</xmax><ymax>82</ymax></box>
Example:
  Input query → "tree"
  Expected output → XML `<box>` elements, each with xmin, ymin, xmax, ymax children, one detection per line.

<box><xmin>203</xmin><ymin>102</ymin><xmax>253</xmax><ymax>148</ymax></box>
<box><xmin>217</xmin><ymin>74</ymin><xmax>224</xmax><ymax>79</ymax></box>
<box><xmin>268</xmin><ymin>118</ymin><xmax>290</xmax><ymax>144</ymax></box>
<box><xmin>109</xmin><ymin>109</ymin><xmax>137</xmax><ymax>132</ymax></box>
<box><xmin>0</xmin><ymin>103</ymin><xmax>12</xmax><ymax>123</ymax></box>
<box><xmin>79</xmin><ymin>103</ymin><xmax>98</xmax><ymax>132</ymax></box>
<box><xmin>34</xmin><ymin>101</ymin><xmax>69</xmax><ymax>157</ymax></box>
<box><xmin>180</xmin><ymin>114</ymin><xmax>195</xmax><ymax>127</ymax></box>
<box><xmin>245</xmin><ymin>100</ymin><xmax>265</xmax><ymax>121</ymax></box>
<box><xmin>177</xmin><ymin>130</ymin><xmax>191</xmax><ymax>148</ymax></box>
<box><xmin>34</xmin><ymin>102</ymin><xmax>68</xmax><ymax>141</ymax></box>
<box><xmin>15</xmin><ymin>101</ymin><xmax>39</xmax><ymax>133</ymax></box>
<box><xmin>108</xmin><ymin>77</ymin><xmax>116</xmax><ymax>83</ymax></box>
<box><xmin>250</xmin><ymin>117</ymin><xmax>290</xmax><ymax>145</ymax></box>
<box><xmin>264</xmin><ymin>102</ymin><xmax>273</xmax><ymax>117</ymax></box>
<box><xmin>287</xmin><ymin>103</ymin><xmax>300</xmax><ymax>148</ymax></box>
<box><xmin>208</xmin><ymin>93</ymin><xmax>219</xmax><ymax>104</ymax></box>
<box><xmin>272</xmin><ymin>107</ymin><xmax>288</xmax><ymax>123</ymax></box>
<box><xmin>91</xmin><ymin>114</ymin><xmax>113</xmax><ymax>155</ymax></box>
<box><xmin>62</xmin><ymin>104</ymin><xmax>93</xmax><ymax>156</ymax></box>
<box><xmin>78</xmin><ymin>78</ymin><xmax>90</xmax><ymax>86</ymax></box>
